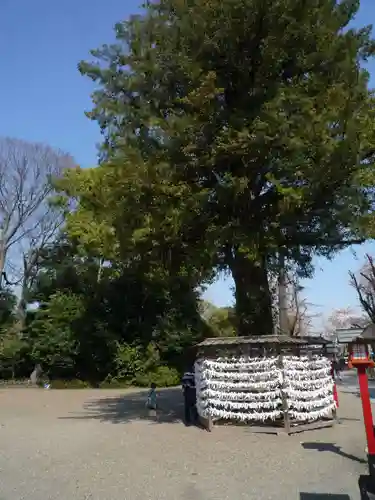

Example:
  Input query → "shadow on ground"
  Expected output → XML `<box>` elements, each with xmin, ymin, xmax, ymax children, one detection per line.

<box><xmin>300</xmin><ymin>494</ymin><xmax>350</xmax><ymax>499</ymax></box>
<box><xmin>337</xmin><ymin>417</ymin><xmax>361</xmax><ymax>423</ymax></box>
<box><xmin>59</xmin><ymin>387</ymin><xmax>186</xmax><ymax>425</ymax></box>
<box><xmin>301</xmin><ymin>442</ymin><xmax>367</xmax><ymax>465</ymax></box>
<box><xmin>338</xmin><ymin>374</ymin><xmax>375</xmax><ymax>400</ymax></box>
<box><xmin>341</xmin><ymin>387</ymin><xmax>375</xmax><ymax>400</ymax></box>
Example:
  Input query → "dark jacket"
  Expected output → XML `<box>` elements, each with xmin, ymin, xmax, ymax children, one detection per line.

<box><xmin>182</xmin><ymin>371</ymin><xmax>196</xmax><ymax>407</ymax></box>
<box><xmin>184</xmin><ymin>385</ymin><xmax>196</xmax><ymax>407</ymax></box>
<box><xmin>182</xmin><ymin>371</ymin><xmax>195</xmax><ymax>388</ymax></box>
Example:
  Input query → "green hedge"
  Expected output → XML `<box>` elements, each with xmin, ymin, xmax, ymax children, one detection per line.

<box><xmin>49</xmin><ymin>379</ymin><xmax>90</xmax><ymax>389</ymax></box>
<box><xmin>133</xmin><ymin>366</ymin><xmax>180</xmax><ymax>387</ymax></box>
<box><xmin>47</xmin><ymin>367</ymin><xmax>180</xmax><ymax>389</ymax></box>
<box><xmin>0</xmin><ymin>364</ymin><xmax>182</xmax><ymax>389</ymax></box>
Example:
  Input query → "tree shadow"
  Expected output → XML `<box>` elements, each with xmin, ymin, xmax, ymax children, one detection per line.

<box><xmin>300</xmin><ymin>494</ymin><xmax>351</xmax><ymax>499</ymax></box>
<box><xmin>339</xmin><ymin>378</ymin><xmax>375</xmax><ymax>400</ymax></box>
<box><xmin>342</xmin><ymin>388</ymin><xmax>375</xmax><ymax>400</ymax></box>
<box><xmin>59</xmin><ymin>387</ymin><xmax>186</xmax><ymax>425</ymax></box>
<box><xmin>358</xmin><ymin>474</ymin><xmax>375</xmax><ymax>500</ymax></box>
<box><xmin>301</xmin><ymin>442</ymin><xmax>367</xmax><ymax>465</ymax></box>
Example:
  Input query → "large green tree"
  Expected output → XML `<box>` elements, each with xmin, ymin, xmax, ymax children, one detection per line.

<box><xmin>27</xmin><ymin>235</ymin><xmax>207</xmax><ymax>382</ymax></box>
<box><xmin>66</xmin><ymin>0</ymin><xmax>375</xmax><ymax>336</ymax></box>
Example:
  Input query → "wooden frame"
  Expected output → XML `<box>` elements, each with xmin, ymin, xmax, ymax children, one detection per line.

<box><xmin>195</xmin><ymin>335</ymin><xmax>336</xmax><ymax>435</ymax></box>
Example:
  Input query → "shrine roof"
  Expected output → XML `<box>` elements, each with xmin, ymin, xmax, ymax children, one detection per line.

<box><xmin>196</xmin><ymin>335</ymin><xmax>329</xmax><ymax>348</ymax></box>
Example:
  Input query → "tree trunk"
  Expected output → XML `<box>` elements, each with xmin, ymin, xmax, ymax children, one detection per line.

<box><xmin>230</xmin><ymin>248</ymin><xmax>273</xmax><ymax>337</ymax></box>
<box><xmin>0</xmin><ymin>237</ymin><xmax>5</xmax><ymax>289</ymax></box>
<box><xmin>15</xmin><ymin>295</ymin><xmax>27</xmax><ymax>335</ymax></box>
<box><xmin>14</xmin><ymin>253</ymin><xmax>36</xmax><ymax>335</ymax></box>
<box><xmin>278</xmin><ymin>252</ymin><xmax>289</xmax><ymax>335</ymax></box>
<box><xmin>15</xmin><ymin>268</ymin><xmax>28</xmax><ymax>335</ymax></box>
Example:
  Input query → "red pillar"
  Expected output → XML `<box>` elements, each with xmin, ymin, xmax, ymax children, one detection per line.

<box><xmin>357</xmin><ymin>365</ymin><xmax>375</xmax><ymax>455</ymax></box>
<box><xmin>331</xmin><ymin>361</ymin><xmax>339</xmax><ymax>408</ymax></box>
<box><xmin>333</xmin><ymin>383</ymin><xmax>339</xmax><ymax>408</ymax></box>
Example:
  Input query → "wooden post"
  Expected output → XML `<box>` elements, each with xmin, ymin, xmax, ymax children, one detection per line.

<box><xmin>278</xmin><ymin>252</ymin><xmax>289</xmax><ymax>335</ymax></box>
<box><xmin>282</xmin><ymin>394</ymin><xmax>291</xmax><ymax>433</ymax></box>
<box><xmin>207</xmin><ymin>415</ymin><xmax>213</xmax><ymax>432</ymax></box>
<box><xmin>279</xmin><ymin>353</ymin><xmax>291</xmax><ymax>434</ymax></box>
<box><xmin>199</xmin><ymin>414</ymin><xmax>213</xmax><ymax>432</ymax></box>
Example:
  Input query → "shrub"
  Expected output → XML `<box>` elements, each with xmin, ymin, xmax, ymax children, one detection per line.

<box><xmin>50</xmin><ymin>379</ymin><xmax>89</xmax><ymax>389</ymax></box>
<box><xmin>99</xmin><ymin>378</ymin><xmax>133</xmax><ymax>389</ymax></box>
<box><xmin>134</xmin><ymin>366</ymin><xmax>180</xmax><ymax>388</ymax></box>
<box><xmin>113</xmin><ymin>342</ymin><xmax>143</xmax><ymax>381</ymax></box>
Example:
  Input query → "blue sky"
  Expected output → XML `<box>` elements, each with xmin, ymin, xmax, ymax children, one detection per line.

<box><xmin>1</xmin><ymin>0</ymin><xmax>374</xmax><ymax>326</ymax></box>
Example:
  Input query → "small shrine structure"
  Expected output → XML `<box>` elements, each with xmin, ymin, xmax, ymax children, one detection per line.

<box><xmin>194</xmin><ymin>335</ymin><xmax>337</xmax><ymax>434</ymax></box>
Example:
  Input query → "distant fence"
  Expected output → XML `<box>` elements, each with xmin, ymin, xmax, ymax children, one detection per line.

<box><xmin>0</xmin><ymin>379</ymin><xmax>30</xmax><ymax>388</ymax></box>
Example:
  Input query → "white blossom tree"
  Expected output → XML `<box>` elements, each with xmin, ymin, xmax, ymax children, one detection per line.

<box><xmin>322</xmin><ymin>307</ymin><xmax>367</xmax><ymax>339</ymax></box>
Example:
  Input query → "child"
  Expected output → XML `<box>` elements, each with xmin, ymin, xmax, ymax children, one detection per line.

<box><xmin>146</xmin><ymin>382</ymin><xmax>157</xmax><ymax>410</ymax></box>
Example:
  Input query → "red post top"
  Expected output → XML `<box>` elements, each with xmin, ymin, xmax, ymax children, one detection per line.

<box><xmin>348</xmin><ymin>338</ymin><xmax>374</xmax><ymax>369</ymax></box>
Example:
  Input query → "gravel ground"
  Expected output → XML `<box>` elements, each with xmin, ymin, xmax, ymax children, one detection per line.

<box><xmin>0</xmin><ymin>385</ymin><xmax>369</xmax><ymax>500</ymax></box>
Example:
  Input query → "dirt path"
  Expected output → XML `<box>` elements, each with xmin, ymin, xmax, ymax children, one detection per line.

<box><xmin>0</xmin><ymin>387</ymin><xmax>367</xmax><ymax>499</ymax></box>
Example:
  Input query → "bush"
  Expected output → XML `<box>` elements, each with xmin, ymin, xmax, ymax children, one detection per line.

<box><xmin>0</xmin><ymin>379</ymin><xmax>29</xmax><ymax>387</ymax></box>
<box><xmin>50</xmin><ymin>379</ymin><xmax>90</xmax><ymax>389</ymax></box>
<box><xmin>113</xmin><ymin>342</ymin><xmax>143</xmax><ymax>381</ymax></box>
<box><xmin>27</xmin><ymin>366</ymin><xmax>180</xmax><ymax>390</ymax></box>
<box><xmin>134</xmin><ymin>366</ymin><xmax>180</xmax><ymax>388</ymax></box>
<box><xmin>99</xmin><ymin>378</ymin><xmax>133</xmax><ymax>389</ymax></box>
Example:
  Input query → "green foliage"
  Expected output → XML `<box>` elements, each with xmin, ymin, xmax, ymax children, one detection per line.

<box><xmin>206</xmin><ymin>306</ymin><xmax>236</xmax><ymax>337</ymax></box>
<box><xmin>70</xmin><ymin>0</ymin><xmax>375</xmax><ymax>336</ymax></box>
<box><xmin>113</xmin><ymin>342</ymin><xmax>144</xmax><ymax>381</ymax></box>
<box><xmin>199</xmin><ymin>300</ymin><xmax>236</xmax><ymax>336</ymax></box>
<box><xmin>28</xmin><ymin>291</ymin><xmax>81</xmax><ymax>376</ymax></box>
<box><xmin>110</xmin><ymin>341</ymin><xmax>180</xmax><ymax>386</ymax></box>
<box><xmin>134</xmin><ymin>366</ymin><xmax>180</xmax><ymax>388</ymax></box>
<box><xmin>50</xmin><ymin>379</ymin><xmax>90</xmax><ymax>389</ymax></box>
<box><xmin>2</xmin><ymin>236</ymin><xmax>207</xmax><ymax>385</ymax></box>
<box><xmin>0</xmin><ymin>333</ymin><xmax>27</xmax><ymax>378</ymax></box>
<box><xmin>3</xmin><ymin>1</ymin><xmax>375</xmax><ymax>385</ymax></box>
<box><xmin>0</xmin><ymin>289</ymin><xmax>16</xmax><ymax>330</ymax></box>
<box><xmin>0</xmin><ymin>290</ymin><xmax>26</xmax><ymax>378</ymax></box>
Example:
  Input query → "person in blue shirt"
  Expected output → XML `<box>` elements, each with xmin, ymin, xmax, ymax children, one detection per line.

<box><xmin>146</xmin><ymin>382</ymin><xmax>157</xmax><ymax>410</ymax></box>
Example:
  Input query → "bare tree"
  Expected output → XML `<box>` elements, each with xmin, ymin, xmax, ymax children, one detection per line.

<box><xmin>270</xmin><ymin>268</ymin><xmax>315</xmax><ymax>336</ymax></box>
<box><xmin>0</xmin><ymin>137</ymin><xmax>75</xmax><ymax>329</ymax></box>
<box><xmin>277</xmin><ymin>252</ymin><xmax>289</xmax><ymax>334</ymax></box>
<box><xmin>349</xmin><ymin>254</ymin><xmax>375</xmax><ymax>324</ymax></box>
<box><xmin>287</xmin><ymin>281</ymin><xmax>311</xmax><ymax>336</ymax></box>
